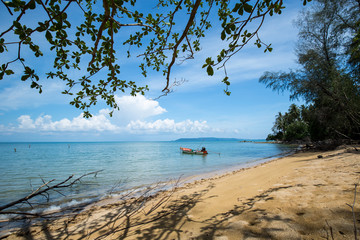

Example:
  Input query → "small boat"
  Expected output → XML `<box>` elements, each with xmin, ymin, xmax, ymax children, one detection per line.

<box><xmin>180</xmin><ymin>147</ymin><xmax>208</xmax><ymax>155</ymax></box>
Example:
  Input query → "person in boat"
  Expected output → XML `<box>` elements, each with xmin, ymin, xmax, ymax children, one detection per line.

<box><xmin>201</xmin><ymin>147</ymin><xmax>206</xmax><ymax>152</ymax></box>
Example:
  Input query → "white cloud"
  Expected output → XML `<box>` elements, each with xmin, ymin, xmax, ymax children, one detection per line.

<box><xmin>4</xmin><ymin>95</ymin><xmax>219</xmax><ymax>136</ymax></box>
<box><xmin>18</xmin><ymin>115</ymin><xmax>36</xmax><ymax>129</ymax></box>
<box><xmin>13</xmin><ymin>114</ymin><xmax>217</xmax><ymax>136</ymax></box>
<box><xmin>13</xmin><ymin>110</ymin><xmax>215</xmax><ymax>136</ymax></box>
<box><xmin>9</xmin><ymin>95</ymin><xmax>167</xmax><ymax>132</ymax></box>
<box><xmin>16</xmin><ymin>112</ymin><xmax>119</xmax><ymax>132</ymax></box>
<box><xmin>126</xmin><ymin>119</ymin><xmax>213</xmax><ymax>134</ymax></box>
<box><xmin>112</xmin><ymin>95</ymin><xmax>167</xmax><ymax>123</ymax></box>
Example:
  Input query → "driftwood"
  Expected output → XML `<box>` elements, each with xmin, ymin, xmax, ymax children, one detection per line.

<box><xmin>0</xmin><ymin>170</ymin><xmax>103</xmax><ymax>213</ymax></box>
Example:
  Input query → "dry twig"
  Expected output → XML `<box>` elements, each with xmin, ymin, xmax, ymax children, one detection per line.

<box><xmin>346</xmin><ymin>183</ymin><xmax>359</xmax><ymax>240</ymax></box>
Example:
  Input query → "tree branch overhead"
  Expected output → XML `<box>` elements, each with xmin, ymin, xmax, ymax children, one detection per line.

<box><xmin>0</xmin><ymin>0</ymin><xmax>312</xmax><ymax>116</ymax></box>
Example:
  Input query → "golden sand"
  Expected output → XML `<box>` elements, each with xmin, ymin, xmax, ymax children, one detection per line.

<box><xmin>4</xmin><ymin>145</ymin><xmax>360</xmax><ymax>239</ymax></box>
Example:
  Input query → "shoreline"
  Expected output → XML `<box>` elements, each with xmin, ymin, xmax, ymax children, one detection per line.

<box><xmin>0</xmin><ymin>146</ymin><xmax>316</xmax><ymax>238</ymax></box>
<box><xmin>91</xmin><ymin>144</ymin><xmax>301</xmax><ymax>212</ymax></box>
<box><xmin>177</xmin><ymin>146</ymin><xmax>299</xmax><ymax>187</ymax></box>
<box><xmin>2</xmin><ymin>145</ymin><xmax>360</xmax><ymax>239</ymax></box>
<box><xmin>1</xmin><ymin>143</ymin><xmax>298</xmax><ymax>215</ymax></box>
<box><xmin>0</xmin><ymin>141</ymin><xmax>292</xmax><ymax>208</ymax></box>
<box><xmin>0</xmin><ymin>147</ymin><xmax>298</xmax><ymax>238</ymax></box>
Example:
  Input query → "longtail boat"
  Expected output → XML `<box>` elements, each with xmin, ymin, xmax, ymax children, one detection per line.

<box><xmin>180</xmin><ymin>147</ymin><xmax>208</xmax><ymax>155</ymax></box>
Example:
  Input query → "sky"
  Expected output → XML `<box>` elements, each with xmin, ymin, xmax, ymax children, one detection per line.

<box><xmin>0</xmin><ymin>1</ymin><xmax>309</xmax><ymax>142</ymax></box>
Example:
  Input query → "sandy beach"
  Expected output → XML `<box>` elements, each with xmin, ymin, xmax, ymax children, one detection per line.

<box><xmin>3</xmin><ymin>145</ymin><xmax>360</xmax><ymax>239</ymax></box>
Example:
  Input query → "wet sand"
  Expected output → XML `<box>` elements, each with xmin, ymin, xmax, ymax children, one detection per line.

<box><xmin>3</xmin><ymin>145</ymin><xmax>360</xmax><ymax>239</ymax></box>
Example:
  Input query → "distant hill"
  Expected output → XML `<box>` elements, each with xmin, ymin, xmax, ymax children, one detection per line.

<box><xmin>174</xmin><ymin>137</ymin><xmax>242</xmax><ymax>142</ymax></box>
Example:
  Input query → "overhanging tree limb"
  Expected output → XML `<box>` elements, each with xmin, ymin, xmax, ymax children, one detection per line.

<box><xmin>0</xmin><ymin>0</ymin><xmax>312</xmax><ymax>116</ymax></box>
<box><xmin>163</xmin><ymin>0</ymin><xmax>201</xmax><ymax>93</ymax></box>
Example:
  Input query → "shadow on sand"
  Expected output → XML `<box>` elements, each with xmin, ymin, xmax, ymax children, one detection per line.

<box><xmin>7</xmin><ymin>181</ymin><xmax>358</xmax><ymax>239</ymax></box>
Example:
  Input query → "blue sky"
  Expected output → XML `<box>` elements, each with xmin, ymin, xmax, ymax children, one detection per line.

<box><xmin>0</xmin><ymin>1</ymin><xmax>308</xmax><ymax>142</ymax></box>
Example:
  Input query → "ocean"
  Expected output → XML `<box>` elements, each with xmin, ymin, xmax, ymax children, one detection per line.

<box><xmin>0</xmin><ymin>141</ymin><xmax>296</xmax><ymax>214</ymax></box>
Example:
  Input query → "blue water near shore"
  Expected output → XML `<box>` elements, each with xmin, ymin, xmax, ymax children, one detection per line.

<box><xmin>0</xmin><ymin>141</ymin><xmax>296</xmax><ymax>211</ymax></box>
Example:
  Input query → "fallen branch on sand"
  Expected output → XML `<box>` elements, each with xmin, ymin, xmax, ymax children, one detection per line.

<box><xmin>0</xmin><ymin>170</ymin><xmax>103</xmax><ymax>214</ymax></box>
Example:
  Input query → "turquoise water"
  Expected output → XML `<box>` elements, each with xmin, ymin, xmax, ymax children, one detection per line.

<box><xmin>0</xmin><ymin>141</ymin><xmax>295</xmax><ymax>211</ymax></box>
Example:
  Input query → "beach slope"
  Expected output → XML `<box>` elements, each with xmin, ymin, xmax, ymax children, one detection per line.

<box><xmin>4</xmin><ymin>146</ymin><xmax>360</xmax><ymax>239</ymax></box>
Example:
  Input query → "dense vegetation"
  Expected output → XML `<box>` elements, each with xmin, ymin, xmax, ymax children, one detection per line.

<box><xmin>261</xmin><ymin>0</ymin><xmax>360</xmax><ymax>142</ymax></box>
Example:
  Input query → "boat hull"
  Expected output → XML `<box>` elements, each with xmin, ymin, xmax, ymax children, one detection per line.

<box><xmin>180</xmin><ymin>147</ymin><xmax>208</xmax><ymax>155</ymax></box>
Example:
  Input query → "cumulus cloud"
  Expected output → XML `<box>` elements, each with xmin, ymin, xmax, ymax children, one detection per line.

<box><xmin>126</xmin><ymin>119</ymin><xmax>212</xmax><ymax>134</ymax></box>
<box><xmin>6</xmin><ymin>95</ymin><xmax>220</xmax><ymax>136</ymax></box>
<box><xmin>18</xmin><ymin>115</ymin><xmax>36</xmax><ymax>129</ymax></box>
<box><xmin>13</xmin><ymin>95</ymin><xmax>167</xmax><ymax>133</ymax></box>
<box><xmin>112</xmin><ymin>95</ymin><xmax>166</xmax><ymax>123</ymax></box>
<box><xmin>17</xmin><ymin>113</ymin><xmax>119</xmax><ymax>132</ymax></box>
<box><xmin>14</xmin><ymin>114</ymin><xmax>216</xmax><ymax>135</ymax></box>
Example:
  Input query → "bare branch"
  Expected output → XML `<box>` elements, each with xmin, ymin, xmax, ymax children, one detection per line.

<box><xmin>1</xmin><ymin>0</ymin><xmax>13</xmax><ymax>15</ymax></box>
<box><xmin>163</xmin><ymin>0</ymin><xmax>184</xmax><ymax>45</ymax></box>
<box><xmin>0</xmin><ymin>179</ymin><xmax>55</xmax><ymax>212</ymax></box>
<box><xmin>0</xmin><ymin>211</ymin><xmax>53</xmax><ymax>218</ymax></box>
<box><xmin>0</xmin><ymin>170</ymin><xmax>103</xmax><ymax>213</ymax></box>
<box><xmin>216</xmin><ymin>2</ymin><xmax>268</xmax><ymax>71</ymax></box>
<box><xmin>346</xmin><ymin>183</ymin><xmax>358</xmax><ymax>240</ymax></box>
<box><xmin>88</xmin><ymin>0</ymin><xmax>110</xmax><ymax>67</ymax></box>
<box><xmin>0</xmin><ymin>4</ymin><xmax>28</xmax><ymax>38</ymax></box>
<box><xmin>109</xmin><ymin>17</ymin><xmax>155</xmax><ymax>31</ymax></box>
<box><xmin>38</xmin><ymin>0</ymin><xmax>55</xmax><ymax>25</ymax></box>
<box><xmin>145</xmin><ymin>176</ymin><xmax>182</xmax><ymax>215</ymax></box>
<box><xmin>163</xmin><ymin>0</ymin><xmax>202</xmax><ymax>92</ymax></box>
<box><xmin>153</xmin><ymin>78</ymin><xmax>188</xmax><ymax>100</ymax></box>
<box><xmin>325</xmin><ymin>220</ymin><xmax>335</xmax><ymax>240</ymax></box>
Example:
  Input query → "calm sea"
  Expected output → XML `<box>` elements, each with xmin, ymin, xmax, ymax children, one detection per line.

<box><xmin>0</xmin><ymin>141</ymin><xmax>295</xmax><ymax>212</ymax></box>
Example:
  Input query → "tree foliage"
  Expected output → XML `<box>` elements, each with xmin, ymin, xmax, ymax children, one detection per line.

<box><xmin>0</xmin><ymin>0</ymin><xmax>311</xmax><ymax>117</ymax></box>
<box><xmin>348</xmin><ymin>19</ymin><xmax>360</xmax><ymax>78</ymax></box>
<box><xmin>261</xmin><ymin>0</ymin><xmax>360</xmax><ymax>141</ymax></box>
<box><xmin>266</xmin><ymin>104</ymin><xmax>309</xmax><ymax>142</ymax></box>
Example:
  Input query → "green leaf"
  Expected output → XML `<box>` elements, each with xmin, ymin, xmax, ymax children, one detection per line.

<box><xmin>45</xmin><ymin>30</ymin><xmax>52</xmax><ymax>41</ymax></box>
<box><xmin>207</xmin><ymin>65</ymin><xmax>214</xmax><ymax>76</ymax></box>
<box><xmin>232</xmin><ymin>3</ymin><xmax>240</xmax><ymax>12</ymax></box>
<box><xmin>5</xmin><ymin>69</ymin><xmax>14</xmax><ymax>75</ymax></box>
<box><xmin>21</xmin><ymin>75</ymin><xmax>29</xmax><ymax>81</ymax></box>
<box><xmin>224</xmin><ymin>89</ymin><xmax>231</xmax><ymax>96</ymax></box>
<box><xmin>222</xmin><ymin>76</ymin><xmax>230</xmax><ymax>85</ymax></box>
<box><xmin>225</xmin><ymin>25</ymin><xmax>231</xmax><ymax>34</ymax></box>
<box><xmin>221</xmin><ymin>30</ymin><xmax>226</xmax><ymax>40</ymax></box>
<box><xmin>28</xmin><ymin>0</ymin><xmax>36</xmax><ymax>9</ymax></box>
<box><xmin>205</xmin><ymin>57</ymin><xmax>212</xmax><ymax>64</ymax></box>
<box><xmin>30</xmin><ymin>81</ymin><xmax>37</xmax><ymax>88</ymax></box>
<box><xmin>243</xmin><ymin>3</ymin><xmax>253</xmax><ymax>13</ymax></box>
<box><xmin>13</xmin><ymin>21</ymin><xmax>21</xmax><ymax>29</ymax></box>
<box><xmin>238</xmin><ymin>6</ymin><xmax>244</xmax><ymax>16</ymax></box>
